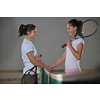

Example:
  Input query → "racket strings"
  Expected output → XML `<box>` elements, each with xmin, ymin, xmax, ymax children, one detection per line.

<box><xmin>74</xmin><ymin>19</ymin><xmax>98</xmax><ymax>39</ymax></box>
<box><xmin>84</xmin><ymin>21</ymin><xmax>97</xmax><ymax>36</ymax></box>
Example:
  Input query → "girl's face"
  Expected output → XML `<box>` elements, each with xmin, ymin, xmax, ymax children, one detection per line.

<box><xmin>67</xmin><ymin>23</ymin><xmax>77</xmax><ymax>36</ymax></box>
<box><xmin>28</xmin><ymin>28</ymin><xmax>37</xmax><ymax>39</ymax></box>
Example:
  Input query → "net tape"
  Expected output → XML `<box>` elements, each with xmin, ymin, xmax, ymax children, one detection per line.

<box><xmin>43</xmin><ymin>66</ymin><xmax>100</xmax><ymax>83</ymax></box>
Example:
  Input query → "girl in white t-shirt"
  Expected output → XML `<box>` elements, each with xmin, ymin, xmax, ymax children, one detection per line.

<box><xmin>51</xmin><ymin>19</ymin><xmax>85</xmax><ymax>75</ymax></box>
<box><xmin>18</xmin><ymin>24</ymin><xmax>51</xmax><ymax>84</ymax></box>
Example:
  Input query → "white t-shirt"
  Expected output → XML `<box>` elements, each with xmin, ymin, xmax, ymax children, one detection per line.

<box><xmin>65</xmin><ymin>38</ymin><xmax>84</xmax><ymax>70</ymax></box>
<box><xmin>21</xmin><ymin>38</ymin><xmax>40</xmax><ymax>74</ymax></box>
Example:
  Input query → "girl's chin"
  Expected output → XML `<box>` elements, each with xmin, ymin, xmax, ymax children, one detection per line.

<box><xmin>69</xmin><ymin>33</ymin><xmax>74</xmax><ymax>36</ymax></box>
<box><xmin>33</xmin><ymin>36</ymin><xmax>36</xmax><ymax>38</ymax></box>
<box><xmin>69</xmin><ymin>33</ymin><xmax>72</xmax><ymax>36</ymax></box>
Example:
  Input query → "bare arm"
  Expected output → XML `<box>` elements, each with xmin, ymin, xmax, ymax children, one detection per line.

<box><xmin>26</xmin><ymin>52</ymin><xmax>50</xmax><ymax>69</ymax></box>
<box><xmin>53</xmin><ymin>51</ymin><xmax>66</xmax><ymax>68</ymax></box>
<box><xmin>66</xmin><ymin>39</ymin><xmax>84</xmax><ymax>60</ymax></box>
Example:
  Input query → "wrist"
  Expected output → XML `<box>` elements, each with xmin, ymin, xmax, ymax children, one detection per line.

<box><xmin>44</xmin><ymin>65</ymin><xmax>49</xmax><ymax>69</ymax></box>
<box><xmin>53</xmin><ymin>64</ymin><xmax>57</xmax><ymax>68</ymax></box>
<box><xmin>68</xmin><ymin>44</ymin><xmax>72</xmax><ymax>49</ymax></box>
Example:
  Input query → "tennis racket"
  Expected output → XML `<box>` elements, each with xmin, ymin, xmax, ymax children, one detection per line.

<box><xmin>62</xmin><ymin>19</ymin><xmax>98</xmax><ymax>48</ymax></box>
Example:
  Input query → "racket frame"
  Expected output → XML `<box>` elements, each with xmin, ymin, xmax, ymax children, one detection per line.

<box><xmin>73</xmin><ymin>19</ymin><xmax>98</xmax><ymax>40</ymax></box>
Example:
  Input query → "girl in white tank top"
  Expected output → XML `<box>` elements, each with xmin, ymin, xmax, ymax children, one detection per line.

<box><xmin>51</xmin><ymin>19</ymin><xmax>85</xmax><ymax>75</ymax></box>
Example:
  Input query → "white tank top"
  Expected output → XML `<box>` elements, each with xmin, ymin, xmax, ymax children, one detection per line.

<box><xmin>65</xmin><ymin>38</ymin><xmax>84</xmax><ymax>70</ymax></box>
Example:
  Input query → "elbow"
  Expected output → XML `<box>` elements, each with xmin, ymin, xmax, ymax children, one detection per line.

<box><xmin>76</xmin><ymin>54</ymin><xmax>81</xmax><ymax>60</ymax></box>
<box><xmin>77</xmin><ymin>56</ymin><xmax>81</xmax><ymax>60</ymax></box>
<box><xmin>77</xmin><ymin>57</ymin><xmax>81</xmax><ymax>60</ymax></box>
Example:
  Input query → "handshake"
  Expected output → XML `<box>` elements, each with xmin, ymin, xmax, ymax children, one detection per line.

<box><xmin>46</xmin><ymin>65</ymin><xmax>55</xmax><ymax>72</ymax></box>
<box><xmin>38</xmin><ymin>54</ymin><xmax>57</xmax><ymax>72</ymax></box>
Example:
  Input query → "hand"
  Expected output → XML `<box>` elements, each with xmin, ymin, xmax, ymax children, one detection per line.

<box><xmin>65</xmin><ymin>39</ymin><xmax>72</xmax><ymax>48</ymax></box>
<box><xmin>46</xmin><ymin>66</ymin><xmax>53</xmax><ymax>72</ymax></box>
<box><xmin>37</xmin><ymin>57</ymin><xmax>42</xmax><ymax>62</ymax></box>
<box><xmin>50</xmin><ymin>66</ymin><xmax>54</xmax><ymax>70</ymax></box>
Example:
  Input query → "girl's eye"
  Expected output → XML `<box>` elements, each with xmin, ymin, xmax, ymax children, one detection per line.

<box><xmin>34</xmin><ymin>31</ymin><xmax>37</xmax><ymax>33</ymax></box>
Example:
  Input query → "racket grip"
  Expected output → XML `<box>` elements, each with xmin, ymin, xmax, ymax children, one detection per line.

<box><xmin>38</xmin><ymin>54</ymin><xmax>42</xmax><ymax>61</ymax></box>
<box><xmin>39</xmin><ymin>54</ymin><xmax>42</xmax><ymax>57</ymax></box>
<box><xmin>61</xmin><ymin>43</ymin><xmax>67</xmax><ymax>48</ymax></box>
<box><xmin>61</xmin><ymin>39</ymin><xmax>72</xmax><ymax>48</ymax></box>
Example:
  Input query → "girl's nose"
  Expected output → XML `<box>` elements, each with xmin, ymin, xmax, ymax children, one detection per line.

<box><xmin>67</xmin><ymin>29</ymin><xmax>69</xmax><ymax>32</ymax></box>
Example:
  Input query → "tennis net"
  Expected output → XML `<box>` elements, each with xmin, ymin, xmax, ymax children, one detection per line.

<box><xmin>41</xmin><ymin>66</ymin><xmax>100</xmax><ymax>84</ymax></box>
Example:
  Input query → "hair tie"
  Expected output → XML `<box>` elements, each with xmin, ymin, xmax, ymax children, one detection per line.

<box><xmin>78</xmin><ymin>20</ymin><xmax>79</xmax><ymax>22</ymax></box>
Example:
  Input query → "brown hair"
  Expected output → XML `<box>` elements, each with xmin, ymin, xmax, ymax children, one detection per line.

<box><xmin>68</xmin><ymin>19</ymin><xmax>84</xmax><ymax>40</ymax></box>
<box><xmin>18</xmin><ymin>24</ymin><xmax>36</xmax><ymax>37</ymax></box>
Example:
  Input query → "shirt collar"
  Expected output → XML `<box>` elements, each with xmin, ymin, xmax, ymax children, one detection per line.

<box><xmin>24</xmin><ymin>38</ymin><xmax>32</xmax><ymax>43</ymax></box>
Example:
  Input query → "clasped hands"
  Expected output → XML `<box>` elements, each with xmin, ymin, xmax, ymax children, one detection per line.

<box><xmin>37</xmin><ymin>56</ymin><xmax>54</xmax><ymax>72</ymax></box>
<box><xmin>46</xmin><ymin>66</ymin><xmax>54</xmax><ymax>72</ymax></box>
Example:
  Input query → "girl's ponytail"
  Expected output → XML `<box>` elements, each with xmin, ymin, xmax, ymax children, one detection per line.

<box><xmin>17</xmin><ymin>24</ymin><xmax>36</xmax><ymax>37</ymax></box>
<box><xmin>78</xmin><ymin>20</ymin><xmax>85</xmax><ymax>40</ymax></box>
<box><xmin>18</xmin><ymin>24</ymin><xmax>27</xmax><ymax>37</ymax></box>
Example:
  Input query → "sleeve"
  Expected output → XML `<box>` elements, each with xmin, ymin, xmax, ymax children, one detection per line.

<box><xmin>23</xmin><ymin>43</ymin><xmax>34</xmax><ymax>54</ymax></box>
<box><xmin>76</xmin><ymin>38</ymin><xmax>84</xmax><ymax>46</ymax></box>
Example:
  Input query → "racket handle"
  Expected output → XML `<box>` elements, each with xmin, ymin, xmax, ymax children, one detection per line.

<box><xmin>61</xmin><ymin>43</ymin><xmax>67</xmax><ymax>48</ymax></box>
<box><xmin>39</xmin><ymin>54</ymin><xmax>42</xmax><ymax>57</ymax></box>
<box><xmin>38</xmin><ymin>54</ymin><xmax>42</xmax><ymax>61</ymax></box>
<box><xmin>61</xmin><ymin>40</ymin><xmax>72</xmax><ymax>48</ymax></box>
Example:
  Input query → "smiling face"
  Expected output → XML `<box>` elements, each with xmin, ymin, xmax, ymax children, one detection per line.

<box><xmin>30</xmin><ymin>28</ymin><xmax>37</xmax><ymax>39</ymax></box>
<box><xmin>27</xmin><ymin>28</ymin><xmax>37</xmax><ymax>40</ymax></box>
<box><xmin>67</xmin><ymin>23</ymin><xmax>77</xmax><ymax>37</ymax></box>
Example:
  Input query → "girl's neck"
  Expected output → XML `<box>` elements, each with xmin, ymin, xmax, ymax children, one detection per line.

<box><xmin>73</xmin><ymin>34</ymin><xmax>79</xmax><ymax>39</ymax></box>
<box><xmin>26</xmin><ymin>36</ymin><xmax>32</xmax><ymax>41</ymax></box>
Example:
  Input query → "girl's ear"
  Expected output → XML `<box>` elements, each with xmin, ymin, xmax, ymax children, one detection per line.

<box><xmin>74</xmin><ymin>26</ymin><xmax>77</xmax><ymax>30</ymax></box>
<box><xmin>27</xmin><ymin>31</ymin><xmax>30</xmax><ymax>35</ymax></box>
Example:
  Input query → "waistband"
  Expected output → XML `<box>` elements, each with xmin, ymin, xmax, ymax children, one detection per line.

<box><xmin>65</xmin><ymin>69</ymin><xmax>81</xmax><ymax>75</ymax></box>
